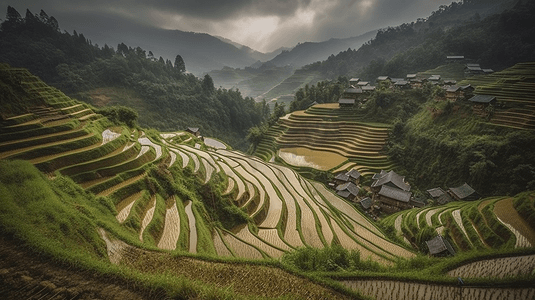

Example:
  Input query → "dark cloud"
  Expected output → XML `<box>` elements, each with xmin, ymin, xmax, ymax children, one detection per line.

<box><xmin>0</xmin><ymin>0</ymin><xmax>456</xmax><ymax>53</ymax></box>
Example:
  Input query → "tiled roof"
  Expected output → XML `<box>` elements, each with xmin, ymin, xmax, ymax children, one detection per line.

<box><xmin>371</xmin><ymin>170</ymin><xmax>411</xmax><ymax>191</ymax></box>
<box><xmin>378</xmin><ymin>185</ymin><xmax>411</xmax><ymax>203</ymax></box>
<box><xmin>336</xmin><ymin>182</ymin><xmax>359</xmax><ymax>196</ymax></box>
<box><xmin>360</xmin><ymin>197</ymin><xmax>372</xmax><ymax>209</ymax></box>
<box><xmin>469</xmin><ymin>95</ymin><xmax>496</xmax><ymax>103</ymax></box>
<box><xmin>346</xmin><ymin>169</ymin><xmax>361</xmax><ymax>180</ymax></box>
<box><xmin>339</xmin><ymin>98</ymin><xmax>355</xmax><ymax>105</ymax></box>
<box><xmin>449</xmin><ymin>183</ymin><xmax>476</xmax><ymax>200</ymax></box>
<box><xmin>427</xmin><ymin>187</ymin><xmax>445</xmax><ymax>198</ymax></box>
<box><xmin>335</xmin><ymin>173</ymin><xmax>349</xmax><ymax>181</ymax></box>
<box><xmin>426</xmin><ymin>235</ymin><xmax>455</xmax><ymax>255</ymax></box>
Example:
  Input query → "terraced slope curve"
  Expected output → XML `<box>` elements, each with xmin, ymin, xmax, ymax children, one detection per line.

<box><xmin>254</xmin><ymin>103</ymin><xmax>396</xmax><ymax>177</ymax></box>
<box><xmin>381</xmin><ymin>193</ymin><xmax>535</xmax><ymax>253</ymax></box>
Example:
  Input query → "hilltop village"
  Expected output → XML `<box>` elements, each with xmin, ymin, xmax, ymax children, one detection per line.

<box><xmin>331</xmin><ymin>61</ymin><xmax>495</xmax><ymax>219</ymax></box>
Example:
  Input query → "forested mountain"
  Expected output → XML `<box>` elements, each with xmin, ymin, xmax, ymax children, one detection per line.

<box><xmin>0</xmin><ymin>7</ymin><xmax>268</xmax><ymax>149</ymax></box>
<box><xmin>304</xmin><ymin>0</ymin><xmax>526</xmax><ymax>79</ymax></box>
<box><xmin>266</xmin><ymin>30</ymin><xmax>377</xmax><ymax>69</ymax></box>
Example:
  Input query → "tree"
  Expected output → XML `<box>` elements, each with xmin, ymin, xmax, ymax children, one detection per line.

<box><xmin>174</xmin><ymin>55</ymin><xmax>186</xmax><ymax>73</ymax></box>
<box><xmin>202</xmin><ymin>74</ymin><xmax>215</xmax><ymax>94</ymax></box>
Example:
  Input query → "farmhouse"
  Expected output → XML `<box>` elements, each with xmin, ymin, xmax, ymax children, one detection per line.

<box><xmin>362</xmin><ymin>85</ymin><xmax>376</xmax><ymax>93</ymax></box>
<box><xmin>394</xmin><ymin>80</ymin><xmax>411</xmax><ymax>89</ymax></box>
<box><xmin>426</xmin><ymin>235</ymin><xmax>455</xmax><ymax>256</ymax></box>
<box><xmin>186</xmin><ymin>127</ymin><xmax>201</xmax><ymax>137</ymax></box>
<box><xmin>346</xmin><ymin>169</ymin><xmax>361</xmax><ymax>184</ymax></box>
<box><xmin>371</xmin><ymin>170</ymin><xmax>411</xmax><ymax>193</ymax></box>
<box><xmin>377</xmin><ymin>76</ymin><xmax>390</xmax><ymax>82</ymax></box>
<box><xmin>448</xmin><ymin>183</ymin><xmax>480</xmax><ymax>201</ymax></box>
<box><xmin>427</xmin><ymin>187</ymin><xmax>454</xmax><ymax>205</ymax></box>
<box><xmin>336</xmin><ymin>182</ymin><xmax>359</xmax><ymax>202</ymax></box>
<box><xmin>406</xmin><ymin>74</ymin><xmax>417</xmax><ymax>80</ymax></box>
<box><xmin>375</xmin><ymin>185</ymin><xmax>412</xmax><ymax>213</ymax></box>
<box><xmin>343</xmin><ymin>87</ymin><xmax>363</xmax><ymax>99</ymax></box>
<box><xmin>443</xmin><ymin>80</ymin><xmax>457</xmax><ymax>85</ymax></box>
<box><xmin>359</xmin><ymin>197</ymin><xmax>373</xmax><ymax>210</ymax></box>
<box><xmin>446</xmin><ymin>85</ymin><xmax>462</xmax><ymax>101</ymax></box>
<box><xmin>428</xmin><ymin>75</ymin><xmax>441</xmax><ymax>82</ymax></box>
<box><xmin>446</xmin><ymin>55</ymin><xmax>465</xmax><ymax>63</ymax></box>
<box><xmin>357</xmin><ymin>81</ymin><xmax>369</xmax><ymax>86</ymax></box>
<box><xmin>349</xmin><ymin>78</ymin><xmax>360</xmax><ymax>85</ymax></box>
<box><xmin>334</xmin><ymin>169</ymin><xmax>361</xmax><ymax>186</ymax></box>
<box><xmin>338</xmin><ymin>98</ymin><xmax>355</xmax><ymax>108</ymax></box>
<box><xmin>468</xmin><ymin>94</ymin><xmax>497</xmax><ymax>109</ymax></box>
<box><xmin>465</xmin><ymin>64</ymin><xmax>484</xmax><ymax>76</ymax></box>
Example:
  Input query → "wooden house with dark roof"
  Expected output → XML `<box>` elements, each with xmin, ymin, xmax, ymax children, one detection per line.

<box><xmin>375</xmin><ymin>185</ymin><xmax>412</xmax><ymax>213</ymax></box>
<box><xmin>465</xmin><ymin>64</ymin><xmax>483</xmax><ymax>76</ymax></box>
<box><xmin>338</xmin><ymin>98</ymin><xmax>355</xmax><ymax>108</ymax></box>
<box><xmin>357</xmin><ymin>81</ymin><xmax>369</xmax><ymax>86</ymax></box>
<box><xmin>362</xmin><ymin>85</ymin><xmax>376</xmax><ymax>93</ymax></box>
<box><xmin>406</xmin><ymin>74</ymin><xmax>417</xmax><ymax>80</ymax></box>
<box><xmin>346</xmin><ymin>169</ymin><xmax>361</xmax><ymax>184</ymax></box>
<box><xmin>371</xmin><ymin>170</ymin><xmax>411</xmax><ymax>193</ymax></box>
<box><xmin>359</xmin><ymin>197</ymin><xmax>372</xmax><ymax>210</ymax></box>
<box><xmin>446</xmin><ymin>85</ymin><xmax>462</xmax><ymax>101</ymax></box>
<box><xmin>334</xmin><ymin>172</ymin><xmax>350</xmax><ymax>185</ymax></box>
<box><xmin>377</xmin><ymin>76</ymin><xmax>390</xmax><ymax>82</ymax></box>
<box><xmin>469</xmin><ymin>94</ymin><xmax>496</xmax><ymax>105</ymax></box>
<box><xmin>446</xmin><ymin>55</ymin><xmax>464</xmax><ymax>63</ymax></box>
<box><xmin>443</xmin><ymin>80</ymin><xmax>457</xmax><ymax>86</ymax></box>
<box><xmin>349</xmin><ymin>78</ymin><xmax>360</xmax><ymax>85</ymax></box>
<box><xmin>427</xmin><ymin>187</ymin><xmax>454</xmax><ymax>205</ymax></box>
<box><xmin>394</xmin><ymin>80</ymin><xmax>411</xmax><ymax>89</ymax></box>
<box><xmin>428</xmin><ymin>75</ymin><xmax>441</xmax><ymax>82</ymax></box>
<box><xmin>186</xmin><ymin>127</ymin><xmax>201</xmax><ymax>137</ymax></box>
<box><xmin>336</xmin><ymin>182</ymin><xmax>359</xmax><ymax>202</ymax></box>
<box><xmin>426</xmin><ymin>235</ymin><xmax>455</xmax><ymax>256</ymax></box>
<box><xmin>448</xmin><ymin>183</ymin><xmax>479</xmax><ymax>201</ymax></box>
<box><xmin>343</xmin><ymin>87</ymin><xmax>363</xmax><ymax>99</ymax></box>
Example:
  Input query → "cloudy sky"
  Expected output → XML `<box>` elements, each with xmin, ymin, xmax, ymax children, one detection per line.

<box><xmin>1</xmin><ymin>0</ymin><xmax>455</xmax><ymax>53</ymax></box>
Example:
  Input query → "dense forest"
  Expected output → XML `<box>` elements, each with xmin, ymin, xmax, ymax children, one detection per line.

<box><xmin>306</xmin><ymin>0</ymin><xmax>533</xmax><ymax>80</ymax></box>
<box><xmin>0</xmin><ymin>7</ymin><xmax>269</xmax><ymax>149</ymax></box>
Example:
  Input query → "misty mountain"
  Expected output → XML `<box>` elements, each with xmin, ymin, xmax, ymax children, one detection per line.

<box><xmin>267</xmin><ymin>30</ymin><xmax>377</xmax><ymax>69</ymax></box>
<box><xmin>39</xmin><ymin>10</ymin><xmax>282</xmax><ymax>75</ymax></box>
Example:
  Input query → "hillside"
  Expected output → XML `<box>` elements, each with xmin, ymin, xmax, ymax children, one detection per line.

<box><xmin>0</xmin><ymin>8</ymin><xmax>267</xmax><ymax>150</ymax></box>
<box><xmin>2</xmin><ymin>64</ymin><xmax>534</xmax><ymax>299</ymax></box>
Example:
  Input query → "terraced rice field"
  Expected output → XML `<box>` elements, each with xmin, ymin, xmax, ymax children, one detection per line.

<box><xmin>460</xmin><ymin>62</ymin><xmax>535</xmax><ymax>130</ymax></box>
<box><xmin>382</xmin><ymin>195</ymin><xmax>535</xmax><ymax>252</ymax></box>
<box><xmin>254</xmin><ymin>103</ymin><xmax>396</xmax><ymax>177</ymax></box>
<box><xmin>341</xmin><ymin>279</ymin><xmax>534</xmax><ymax>300</ymax></box>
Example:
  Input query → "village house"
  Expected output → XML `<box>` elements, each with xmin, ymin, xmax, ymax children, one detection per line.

<box><xmin>482</xmin><ymin>68</ymin><xmax>494</xmax><ymax>74</ymax></box>
<box><xmin>334</xmin><ymin>169</ymin><xmax>361</xmax><ymax>186</ymax></box>
<box><xmin>374</xmin><ymin>185</ymin><xmax>412</xmax><ymax>213</ymax></box>
<box><xmin>357</xmin><ymin>81</ymin><xmax>369</xmax><ymax>87</ymax></box>
<box><xmin>468</xmin><ymin>94</ymin><xmax>497</xmax><ymax>116</ymax></box>
<box><xmin>349</xmin><ymin>78</ymin><xmax>360</xmax><ymax>85</ymax></box>
<box><xmin>371</xmin><ymin>170</ymin><xmax>411</xmax><ymax>193</ymax></box>
<box><xmin>410</xmin><ymin>78</ymin><xmax>426</xmax><ymax>88</ymax></box>
<box><xmin>406</xmin><ymin>74</ymin><xmax>417</xmax><ymax>80</ymax></box>
<box><xmin>336</xmin><ymin>182</ymin><xmax>359</xmax><ymax>202</ymax></box>
<box><xmin>186</xmin><ymin>127</ymin><xmax>201</xmax><ymax>137</ymax></box>
<box><xmin>362</xmin><ymin>85</ymin><xmax>376</xmax><ymax>93</ymax></box>
<box><xmin>448</xmin><ymin>183</ymin><xmax>480</xmax><ymax>201</ymax></box>
<box><xmin>377</xmin><ymin>76</ymin><xmax>391</xmax><ymax>83</ymax></box>
<box><xmin>342</xmin><ymin>87</ymin><xmax>363</xmax><ymax>99</ymax></box>
<box><xmin>428</xmin><ymin>75</ymin><xmax>441</xmax><ymax>83</ymax></box>
<box><xmin>446</xmin><ymin>85</ymin><xmax>462</xmax><ymax>101</ymax></box>
<box><xmin>427</xmin><ymin>187</ymin><xmax>454</xmax><ymax>205</ymax></box>
<box><xmin>359</xmin><ymin>197</ymin><xmax>373</xmax><ymax>211</ymax></box>
<box><xmin>338</xmin><ymin>98</ymin><xmax>355</xmax><ymax>108</ymax></box>
<box><xmin>464</xmin><ymin>63</ymin><xmax>484</xmax><ymax>76</ymax></box>
<box><xmin>446</xmin><ymin>55</ymin><xmax>465</xmax><ymax>63</ymax></box>
<box><xmin>426</xmin><ymin>235</ymin><xmax>455</xmax><ymax>256</ymax></box>
<box><xmin>394</xmin><ymin>80</ymin><xmax>411</xmax><ymax>89</ymax></box>
<box><xmin>443</xmin><ymin>80</ymin><xmax>457</xmax><ymax>86</ymax></box>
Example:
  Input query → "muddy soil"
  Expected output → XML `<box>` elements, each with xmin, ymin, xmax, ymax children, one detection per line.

<box><xmin>0</xmin><ymin>235</ymin><xmax>151</xmax><ymax>300</ymax></box>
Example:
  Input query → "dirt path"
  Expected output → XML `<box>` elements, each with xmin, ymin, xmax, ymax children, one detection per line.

<box><xmin>116</xmin><ymin>191</ymin><xmax>145</xmax><ymax>223</ymax></box>
<box><xmin>341</xmin><ymin>279</ymin><xmax>534</xmax><ymax>300</ymax></box>
<box><xmin>184</xmin><ymin>200</ymin><xmax>197</xmax><ymax>253</ymax></box>
<box><xmin>157</xmin><ymin>198</ymin><xmax>180</xmax><ymax>250</ymax></box>
<box><xmin>139</xmin><ymin>196</ymin><xmax>156</xmax><ymax>242</ymax></box>
<box><xmin>448</xmin><ymin>254</ymin><xmax>535</xmax><ymax>278</ymax></box>
<box><xmin>494</xmin><ymin>197</ymin><xmax>535</xmax><ymax>247</ymax></box>
<box><xmin>0</xmin><ymin>235</ymin><xmax>148</xmax><ymax>300</ymax></box>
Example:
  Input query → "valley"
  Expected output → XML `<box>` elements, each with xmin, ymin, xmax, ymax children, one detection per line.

<box><xmin>1</xmin><ymin>1</ymin><xmax>535</xmax><ymax>299</ymax></box>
